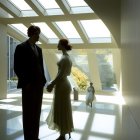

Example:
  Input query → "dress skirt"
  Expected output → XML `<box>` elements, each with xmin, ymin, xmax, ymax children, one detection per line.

<box><xmin>46</xmin><ymin>78</ymin><xmax>74</xmax><ymax>134</ymax></box>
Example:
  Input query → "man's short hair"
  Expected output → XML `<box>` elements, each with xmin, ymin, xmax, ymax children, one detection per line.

<box><xmin>27</xmin><ymin>25</ymin><xmax>41</xmax><ymax>37</ymax></box>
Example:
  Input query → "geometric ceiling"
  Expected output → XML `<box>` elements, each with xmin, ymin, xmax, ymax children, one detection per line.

<box><xmin>0</xmin><ymin>0</ymin><xmax>117</xmax><ymax>49</ymax></box>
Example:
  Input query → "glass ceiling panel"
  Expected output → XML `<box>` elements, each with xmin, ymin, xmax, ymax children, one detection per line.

<box><xmin>8</xmin><ymin>0</ymin><xmax>38</xmax><ymax>17</ymax></box>
<box><xmin>33</xmin><ymin>22</ymin><xmax>58</xmax><ymax>39</ymax></box>
<box><xmin>80</xmin><ymin>20</ymin><xmax>111</xmax><ymax>37</ymax></box>
<box><xmin>9</xmin><ymin>24</ymin><xmax>28</xmax><ymax>36</ymax></box>
<box><xmin>66</xmin><ymin>0</ymin><xmax>93</xmax><ymax>14</ymax></box>
<box><xmin>70</xmin><ymin>7</ymin><xmax>93</xmax><ymax>14</ymax></box>
<box><xmin>66</xmin><ymin>0</ymin><xmax>89</xmax><ymax>7</ymax></box>
<box><xmin>0</xmin><ymin>7</ymin><xmax>13</xmax><ymax>18</ymax></box>
<box><xmin>8</xmin><ymin>0</ymin><xmax>32</xmax><ymax>10</ymax></box>
<box><xmin>37</xmin><ymin>0</ymin><xmax>60</xmax><ymax>9</ymax></box>
<box><xmin>45</xmin><ymin>9</ymin><xmax>63</xmax><ymax>15</ymax></box>
<box><xmin>55</xmin><ymin>21</ymin><xmax>81</xmax><ymax>38</ymax></box>
<box><xmin>9</xmin><ymin>24</ymin><xmax>42</xmax><ymax>44</ymax></box>
<box><xmin>37</xmin><ymin>0</ymin><xmax>63</xmax><ymax>15</ymax></box>
<box><xmin>80</xmin><ymin>19</ymin><xmax>111</xmax><ymax>43</ymax></box>
<box><xmin>21</xmin><ymin>11</ymin><xmax>38</xmax><ymax>17</ymax></box>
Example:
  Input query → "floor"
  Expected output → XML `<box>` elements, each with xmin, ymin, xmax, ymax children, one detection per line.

<box><xmin>0</xmin><ymin>90</ymin><xmax>124</xmax><ymax>140</ymax></box>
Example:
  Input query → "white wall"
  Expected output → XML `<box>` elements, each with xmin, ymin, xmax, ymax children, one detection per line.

<box><xmin>86</xmin><ymin>0</ymin><xmax>140</xmax><ymax>139</ymax></box>
<box><xmin>0</xmin><ymin>24</ymin><xmax>7</xmax><ymax>99</ymax></box>
<box><xmin>121</xmin><ymin>0</ymin><xmax>140</xmax><ymax>139</ymax></box>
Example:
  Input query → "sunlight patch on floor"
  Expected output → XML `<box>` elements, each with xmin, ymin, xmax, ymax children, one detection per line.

<box><xmin>95</xmin><ymin>94</ymin><xmax>125</xmax><ymax>105</ymax></box>
<box><xmin>0</xmin><ymin>98</ymin><xmax>18</xmax><ymax>103</ymax></box>
<box><xmin>73</xmin><ymin>111</ymin><xmax>90</xmax><ymax>130</ymax></box>
<box><xmin>91</xmin><ymin>113</ymin><xmax>116</xmax><ymax>135</ymax></box>
<box><xmin>0</xmin><ymin>92</ymin><xmax>122</xmax><ymax>140</ymax></box>
<box><xmin>0</xmin><ymin>104</ymin><xmax>22</xmax><ymax>111</ymax></box>
<box><xmin>7</xmin><ymin>115</ymin><xmax>22</xmax><ymax>135</ymax></box>
<box><xmin>88</xmin><ymin>136</ymin><xmax>111</xmax><ymax>140</ymax></box>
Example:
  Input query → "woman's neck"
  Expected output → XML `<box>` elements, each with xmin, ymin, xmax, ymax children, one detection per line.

<box><xmin>62</xmin><ymin>50</ymin><xmax>68</xmax><ymax>55</ymax></box>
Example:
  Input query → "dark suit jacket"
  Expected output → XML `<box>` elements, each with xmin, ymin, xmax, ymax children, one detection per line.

<box><xmin>14</xmin><ymin>40</ymin><xmax>46</xmax><ymax>88</ymax></box>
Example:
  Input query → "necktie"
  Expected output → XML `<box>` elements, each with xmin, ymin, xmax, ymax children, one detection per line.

<box><xmin>32</xmin><ymin>45</ymin><xmax>38</xmax><ymax>56</ymax></box>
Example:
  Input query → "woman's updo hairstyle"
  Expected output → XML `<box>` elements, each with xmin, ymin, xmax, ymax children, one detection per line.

<box><xmin>59</xmin><ymin>39</ymin><xmax>72</xmax><ymax>51</ymax></box>
<box><xmin>27</xmin><ymin>25</ymin><xmax>41</xmax><ymax>37</ymax></box>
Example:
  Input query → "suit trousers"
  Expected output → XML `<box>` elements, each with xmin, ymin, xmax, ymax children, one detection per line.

<box><xmin>22</xmin><ymin>84</ymin><xmax>43</xmax><ymax>140</ymax></box>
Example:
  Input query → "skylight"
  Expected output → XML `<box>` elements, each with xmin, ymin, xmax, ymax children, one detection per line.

<box><xmin>80</xmin><ymin>19</ymin><xmax>111</xmax><ymax>43</ymax></box>
<box><xmin>37</xmin><ymin>0</ymin><xmax>63</xmax><ymax>15</ymax></box>
<box><xmin>0</xmin><ymin>7</ymin><xmax>13</xmax><ymax>18</ymax></box>
<box><xmin>55</xmin><ymin>21</ymin><xmax>83</xmax><ymax>43</ymax></box>
<box><xmin>33</xmin><ymin>22</ymin><xmax>59</xmax><ymax>43</ymax></box>
<box><xmin>55</xmin><ymin>21</ymin><xmax>80</xmax><ymax>38</ymax></box>
<box><xmin>33</xmin><ymin>22</ymin><xmax>58</xmax><ymax>39</ymax></box>
<box><xmin>9</xmin><ymin>0</ymin><xmax>32</xmax><ymax>10</ymax></box>
<box><xmin>9</xmin><ymin>24</ymin><xmax>28</xmax><ymax>36</ymax></box>
<box><xmin>65</xmin><ymin>0</ymin><xmax>93</xmax><ymax>14</ymax></box>
<box><xmin>1</xmin><ymin>0</ymin><xmax>114</xmax><ymax>47</ymax></box>
<box><xmin>37</xmin><ymin>0</ymin><xmax>60</xmax><ymax>9</ymax></box>
<box><xmin>66</xmin><ymin>0</ymin><xmax>89</xmax><ymax>7</ymax></box>
<box><xmin>8</xmin><ymin>0</ymin><xmax>38</xmax><ymax>17</ymax></box>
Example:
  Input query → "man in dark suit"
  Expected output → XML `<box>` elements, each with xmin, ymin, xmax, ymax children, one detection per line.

<box><xmin>14</xmin><ymin>25</ymin><xmax>46</xmax><ymax>140</ymax></box>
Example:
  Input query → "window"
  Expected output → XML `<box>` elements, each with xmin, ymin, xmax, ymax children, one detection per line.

<box><xmin>7</xmin><ymin>36</ymin><xmax>20</xmax><ymax>91</ymax></box>
<box><xmin>96</xmin><ymin>50</ymin><xmax>117</xmax><ymax>91</ymax></box>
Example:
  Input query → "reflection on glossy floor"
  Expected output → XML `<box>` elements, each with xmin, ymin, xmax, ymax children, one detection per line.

<box><xmin>0</xmin><ymin>91</ymin><xmax>123</xmax><ymax>140</ymax></box>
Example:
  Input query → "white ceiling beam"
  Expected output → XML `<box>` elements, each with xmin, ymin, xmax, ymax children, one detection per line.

<box><xmin>7</xmin><ymin>25</ymin><xmax>27</xmax><ymax>42</ymax></box>
<box><xmin>40</xmin><ymin>43</ymin><xmax>116</xmax><ymax>49</ymax></box>
<box><xmin>45</xmin><ymin>21</ymin><xmax>64</xmax><ymax>39</ymax></box>
<box><xmin>0</xmin><ymin>0</ymin><xmax>20</xmax><ymax>17</ymax></box>
<box><xmin>72</xmin><ymin>20</ymin><xmax>88</xmax><ymax>43</ymax></box>
<box><xmin>1</xmin><ymin>0</ymin><xmax>118</xmax><ymax>49</ymax></box>
<box><xmin>7</xmin><ymin>25</ymin><xmax>116</xmax><ymax>49</ymax></box>
<box><xmin>0</xmin><ymin>13</ymin><xmax>98</xmax><ymax>24</ymax></box>
<box><xmin>24</xmin><ymin>0</ymin><xmax>45</xmax><ymax>16</ymax></box>
<box><xmin>56</xmin><ymin>0</ymin><xmax>69</xmax><ymax>15</ymax></box>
